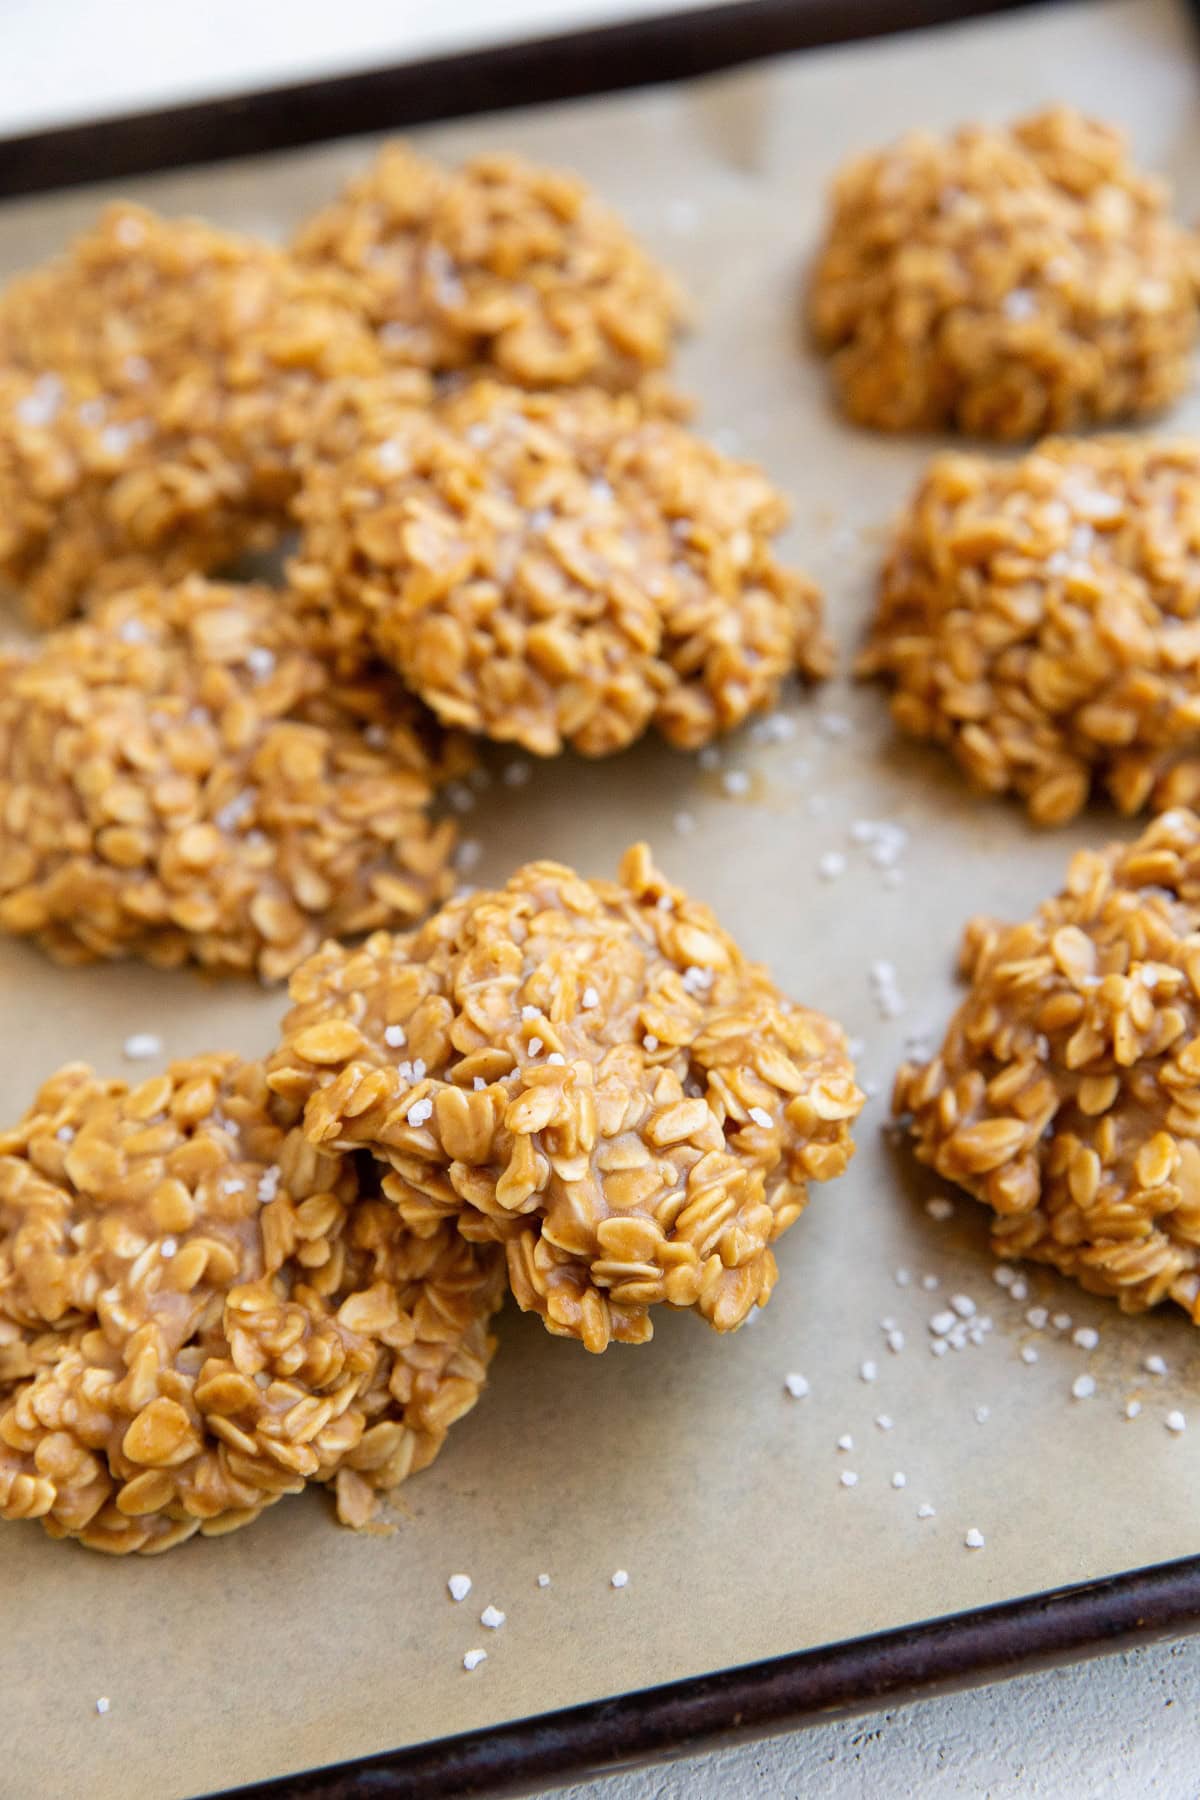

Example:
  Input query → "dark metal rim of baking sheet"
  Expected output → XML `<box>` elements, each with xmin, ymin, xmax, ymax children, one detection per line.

<box><xmin>0</xmin><ymin>0</ymin><xmax>1067</xmax><ymax>198</ymax></box>
<box><xmin>6</xmin><ymin>0</ymin><xmax>1194</xmax><ymax>1795</ymax></box>
<box><xmin>211</xmin><ymin>1551</ymin><xmax>1200</xmax><ymax>1798</ymax></box>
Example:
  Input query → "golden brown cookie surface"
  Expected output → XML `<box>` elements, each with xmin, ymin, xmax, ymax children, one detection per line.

<box><xmin>809</xmin><ymin>107</ymin><xmax>1199</xmax><ymax>438</ymax></box>
<box><xmin>0</xmin><ymin>576</ymin><xmax>461</xmax><ymax>979</ymax></box>
<box><xmin>292</xmin><ymin>380</ymin><xmax>830</xmax><ymax>757</ymax></box>
<box><xmin>0</xmin><ymin>1054</ymin><xmax>504</xmax><ymax>1552</ymax></box>
<box><xmin>293</xmin><ymin>144</ymin><xmax>687</xmax><ymax>393</ymax></box>
<box><xmin>895</xmin><ymin>810</ymin><xmax>1200</xmax><ymax>1323</ymax></box>
<box><xmin>859</xmin><ymin>436</ymin><xmax>1200</xmax><ymax>825</ymax></box>
<box><xmin>267</xmin><ymin>844</ymin><xmax>863</xmax><ymax>1353</ymax></box>
<box><xmin>0</xmin><ymin>203</ymin><xmax>418</xmax><ymax>627</ymax></box>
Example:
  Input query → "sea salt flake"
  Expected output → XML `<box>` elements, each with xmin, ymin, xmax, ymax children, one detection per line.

<box><xmin>448</xmin><ymin>1574</ymin><xmax>472</xmax><ymax>1602</ymax></box>
<box><xmin>837</xmin><ymin>1434</ymin><xmax>853</xmax><ymax>1451</ymax></box>
<box><xmin>965</xmin><ymin>1528</ymin><xmax>985</xmax><ymax>1550</ymax></box>
<box><xmin>1072</xmin><ymin>1327</ymin><xmax>1099</xmax><ymax>1351</ymax></box>
<box><xmin>1145</xmin><ymin>1354</ymin><xmax>1168</xmax><ymax>1376</ymax></box>
<box><xmin>611</xmin><ymin>1570</ymin><xmax>629</xmax><ymax>1588</ymax></box>
<box><xmin>749</xmin><ymin>1106</ymin><xmax>773</xmax><ymax>1129</ymax></box>
<box><xmin>123</xmin><ymin>1033</ymin><xmax>162</xmax><ymax>1061</ymax></box>
<box><xmin>818</xmin><ymin>851</ymin><xmax>846</xmax><ymax>881</ymax></box>
<box><xmin>784</xmin><ymin>1372</ymin><xmax>810</xmax><ymax>1400</ymax></box>
<box><xmin>1071</xmin><ymin>1374</ymin><xmax>1096</xmax><ymax>1400</ymax></box>
<box><xmin>925</xmin><ymin>1197</ymin><xmax>954</xmax><ymax>1222</ymax></box>
<box><xmin>1166</xmin><ymin>1411</ymin><xmax>1187</xmax><ymax>1434</ymax></box>
<box><xmin>840</xmin><ymin>1471</ymin><xmax>858</xmax><ymax>1488</ymax></box>
<box><xmin>384</xmin><ymin>1025</ymin><xmax>407</xmax><ymax>1048</ymax></box>
<box><xmin>95</xmin><ymin>1698</ymin><xmax>110</xmax><ymax>1716</ymax></box>
<box><xmin>860</xmin><ymin>1360</ymin><xmax>878</xmax><ymax>1382</ymax></box>
<box><xmin>537</xmin><ymin>1574</ymin><xmax>551</xmax><ymax>1588</ymax></box>
<box><xmin>463</xmin><ymin>1650</ymin><xmax>487</xmax><ymax>1672</ymax></box>
<box><xmin>407</xmin><ymin>1099</ymin><xmax>434</xmax><ymax>1129</ymax></box>
<box><xmin>891</xmin><ymin>1472</ymin><xmax>907</xmax><ymax>1489</ymax></box>
<box><xmin>480</xmin><ymin>1605</ymin><xmax>506</xmax><ymax>1629</ymax></box>
<box><xmin>1020</xmin><ymin>1346</ymin><xmax>1039</xmax><ymax>1365</ymax></box>
<box><xmin>1125</xmin><ymin>1400</ymin><xmax>1142</xmax><ymax>1420</ymax></box>
<box><xmin>917</xmin><ymin>1504</ymin><xmax>935</xmax><ymax>1520</ymax></box>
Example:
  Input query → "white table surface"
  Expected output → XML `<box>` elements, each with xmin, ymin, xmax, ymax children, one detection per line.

<box><xmin>5</xmin><ymin>4</ymin><xmax>1198</xmax><ymax>1796</ymax></box>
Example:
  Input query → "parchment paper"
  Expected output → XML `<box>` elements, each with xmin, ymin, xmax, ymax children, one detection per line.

<box><xmin>3</xmin><ymin>3</ymin><xmax>1200</xmax><ymax>1795</ymax></box>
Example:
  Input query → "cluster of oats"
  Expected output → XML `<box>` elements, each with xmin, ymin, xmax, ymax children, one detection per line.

<box><xmin>859</xmin><ymin>436</ymin><xmax>1200</xmax><ymax>826</ymax></box>
<box><xmin>0</xmin><ymin>202</ymin><xmax>432</xmax><ymax>627</ymax></box>
<box><xmin>0</xmin><ymin>576</ymin><xmax>464</xmax><ymax>979</ymax></box>
<box><xmin>268</xmin><ymin>844</ymin><xmax>863</xmax><ymax>1353</ymax></box>
<box><xmin>293</xmin><ymin>143</ymin><xmax>688</xmax><ymax>394</ymax></box>
<box><xmin>292</xmin><ymin>380</ymin><xmax>831</xmax><ymax>757</ymax></box>
<box><xmin>809</xmin><ymin>107</ymin><xmax>1199</xmax><ymax>438</ymax></box>
<box><xmin>0</xmin><ymin>1053</ymin><xmax>504</xmax><ymax>1553</ymax></box>
<box><xmin>895</xmin><ymin>809</ymin><xmax>1200</xmax><ymax>1323</ymax></box>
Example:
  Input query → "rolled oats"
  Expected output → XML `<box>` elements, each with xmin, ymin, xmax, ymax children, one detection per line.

<box><xmin>0</xmin><ymin>576</ymin><xmax>464</xmax><ymax>979</ymax></box>
<box><xmin>860</xmin><ymin>436</ymin><xmax>1200</xmax><ymax>825</ymax></box>
<box><xmin>0</xmin><ymin>202</ymin><xmax>428</xmax><ymax>627</ymax></box>
<box><xmin>809</xmin><ymin>107</ymin><xmax>1199</xmax><ymax>438</ymax></box>
<box><xmin>291</xmin><ymin>380</ymin><xmax>831</xmax><ymax>757</ymax></box>
<box><xmin>0</xmin><ymin>1054</ymin><xmax>504</xmax><ymax>1552</ymax></box>
<box><xmin>293</xmin><ymin>143</ymin><xmax>688</xmax><ymax>394</ymax></box>
<box><xmin>267</xmin><ymin>844</ymin><xmax>863</xmax><ymax>1352</ymax></box>
<box><xmin>895</xmin><ymin>809</ymin><xmax>1200</xmax><ymax>1323</ymax></box>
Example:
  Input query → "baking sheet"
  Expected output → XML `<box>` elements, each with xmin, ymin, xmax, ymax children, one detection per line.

<box><xmin>3</xmin><ymin>2</ymin><xmax>1200</xmax><ymax>1795</ymax></box>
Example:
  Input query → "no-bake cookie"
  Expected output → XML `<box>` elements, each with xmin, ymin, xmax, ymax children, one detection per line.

<box><xmin>291</xmin><ymin>380</ymin><xmax>830</xmax><ymax>756</ymax></box>
<box><xmin>0</xmin><ymin>576</ymin><xmax>461</xmax><ymax>979</ymax></box>
<box><xmin>895</xmin><ymin>810</ymin><xmax>1200</xmax><ymax>1322</ymax></box>
<box><xmin>0</xmin><ymin>1054</ymin><xmax>503</xmax><ymax>1552</ymax></box>
<box><xmin>809</xmin><ymin>107</ymin><xmax>1199</xmax><ymax>438</ymax></box>
<box><xmin>267</xmin><ymin>844</ymin><xmax>864</xmax><ymax>1353</ymax></box>
<box><xmin>0</xmin><ymin>203</ymin><xmax>420</xmax><ymax>627</ymax></box>
<box><xmin>859</xmin><ymin>436</ymin><xmax>1200</xmax><ymax>825</ymax></box>
<box><xmin>293</xmin><ymin>143</ymin><xmax>687</xmax><ymax>393</ymax></box>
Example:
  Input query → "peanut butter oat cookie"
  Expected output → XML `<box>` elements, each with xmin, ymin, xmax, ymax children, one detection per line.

<box><xmin>0</xmin><ymin>576</ymin><xmax>461</xmax><ymax>979</ymax></box>
<box><xmin>896</xmin><ymin>810</ymin><xmax>1200</xmax><ymax>1322</ymax></box>
<box><xmin>293</xmin><ymin>143</ymin><xmax>687</xmax><ymax>393</ymax></box>
<box><xmin>0</xmin><ymin>1055</ymin><xmax>504</xmax><ymax>1553</ymax></box>
<box><xmin>809</xmin><ymin>107</ymin><xmax>1199</xmax><ymax>438</ymax></box>
<box><xmin>0</xmin><ymin>202</ymin><xmax>425</xmax><ymax>627</ymax></box>
<box><xmin>860</xmin><ymin>436</ymin><xmax>1200</xmax><ymax>825</ymax></box>
<box><xmin>267</xmin><ymin>844</ymin><xmax>863</xmax><ymax>1353</ymax></box>
<box><xmin>291</xmin><ymin>380</ymin><xmax>831</xmax><ymax>756</ymax></box>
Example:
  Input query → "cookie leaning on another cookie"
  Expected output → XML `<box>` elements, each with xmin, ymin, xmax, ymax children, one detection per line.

<box><xmin>291</xmin><ymin>379</ymin><xmax>831</xmax><ymax>757</ymax></box>
<box><xmin>267</xmin><ymin>844</ymin><xmax>864</xmax><ymax>1353</ymax></box>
